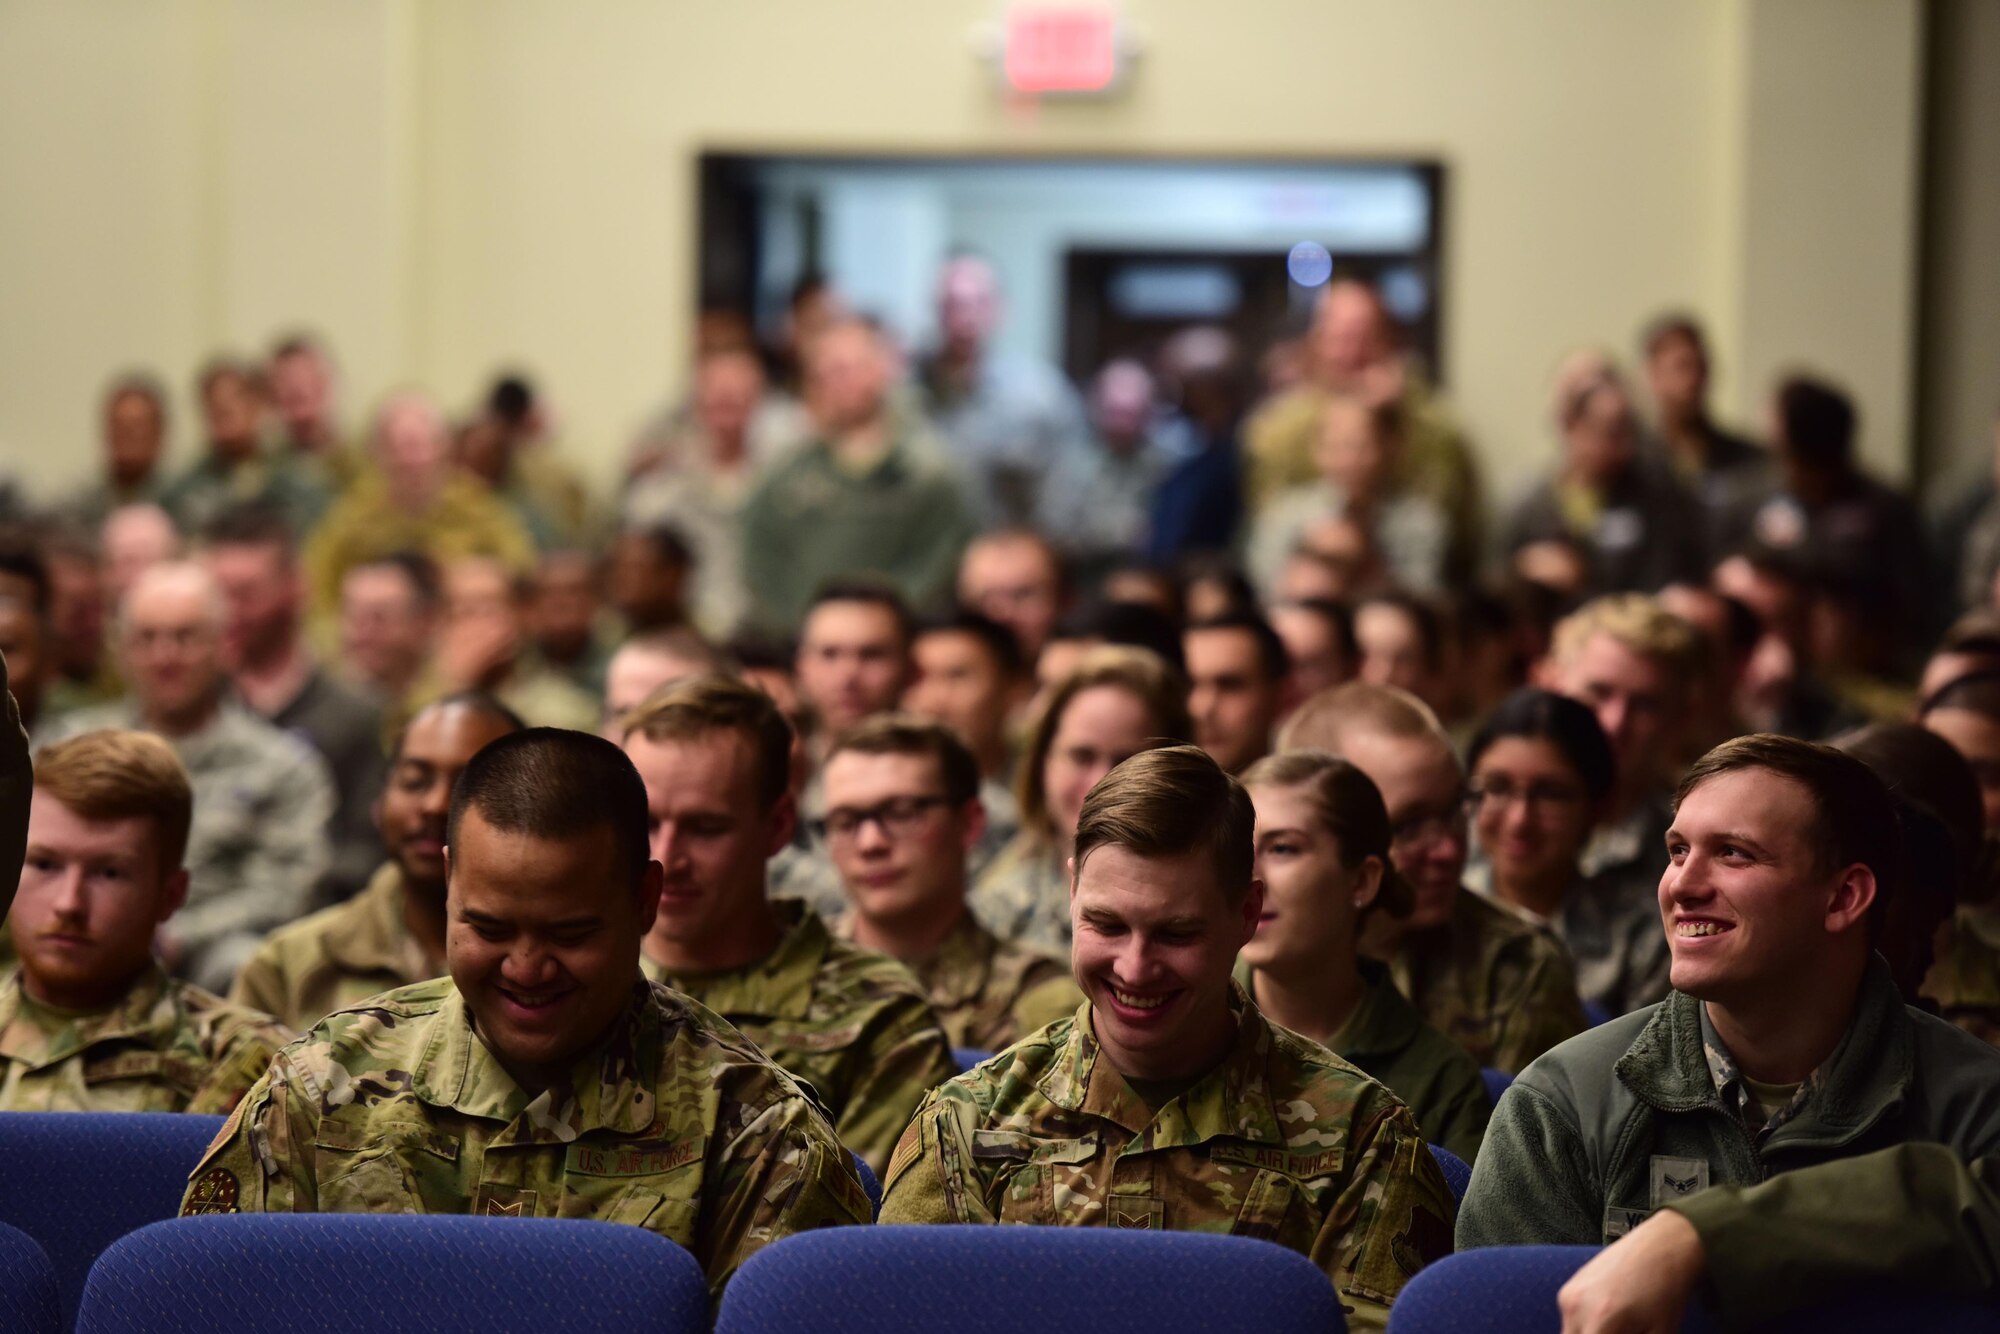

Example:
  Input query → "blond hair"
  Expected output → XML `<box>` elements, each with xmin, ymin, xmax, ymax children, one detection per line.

<box><xmin>1549</xmin><ymin>593</ymin><xmax>1705</xmax><ymax>684</ymax></box>
<box><xmin>1016</xmin><ymin>644</ymin><xmax>1192</xmax><ymax>842</ymax></box>
<box><xmin>1275</xmin><ymin>681</ymin><xmax>1448</xmax><ymax>755</ymax></box>
<box><xmin>622</xmin><ymin>673</ymin><xmax>793</xmax><ymax>809</ymax></box>
<box><xmin>32</xmin><ymin>729</ymin><xmax>193</xmax><ymax>874</ymax></box>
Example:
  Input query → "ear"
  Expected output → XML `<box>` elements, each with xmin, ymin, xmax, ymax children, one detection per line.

<box><xmin>1825</xmin><ymin>862</ymin><xmax>1877</xmax><ymax>936</ymax></box>
<box><xmin>156</xmin><ymin>868</ymin><xmax>191</xmax><ymax>924</ymax></box>
<box><xmin>764</xmin><ymin>792</ymin><xmax>798</xmax><ymax>859</ymax></box>
<box><xmin>1351</xmin><ymin>856</ymin><xmax>1385</xmax><ymax>914</ymax></box>
<box><xmin>1237</xmin><ymin>877</ymin><xmax>1266</xmax><ymax>946</ymax></box>
<box><xmin>960</xmin><ymin>799</ymin><xmax>988</xmax><ymax>856</ymax></box>
<box><xmin>635</xmin><ymin>859</ymin><xmax>664</xmax><ymax>935</ymax></box>
<box><xmin>1066</xmin><ymin>854</ymin><xmax>1078</xmax><ymax>900</ymax></box>
<box><xmin>1529</xmin><ymin>654</ymin><xmax>1559</xmax><ymax>690</ymax></box>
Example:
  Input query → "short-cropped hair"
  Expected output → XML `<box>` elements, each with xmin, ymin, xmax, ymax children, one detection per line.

<box><xmin>1276</xmin><ymin>681</ymin><xmax>1449</xmax><ymax>755</ymax></box>
<box><xmin>1676</xmin><ymin>733</ymin><xmax>1902</xmax><ymax>910</ymax></box>
<box><xmin>824</xmin><ymin>714</ymin><xmax>981</xmax><ymax>807</ymax></box>
<box><xmin>622</xmin><ymin>674</ymin><xmax>794</xmax><ymax>810</ymax></box>
<box><xmin>1073</xmin><ymin>745</ymin><xmax>1255</xmax><ymax>903</ymax></box>
<box><xmin>1186</xmin><ymin>610</ymin><xmax>1290</xmax><ymax>683</ymax></box>
<box><xmin>1550</xmin><ymin>593</ymin><xmax>1705</xmax><ymax>686</ymax></box>
<box><xmin>447</xmin><ymin>728</ymin><xmax>650</xmax><ymax>888</ymax></box>
<box><xmin>33</xmin><ymin>730</ymin><xmax>192</xmax><ymax>875</ymax></box>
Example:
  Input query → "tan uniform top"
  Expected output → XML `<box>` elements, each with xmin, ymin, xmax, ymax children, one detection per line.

<box><xmin>0</xmin><ymin>963</ymin><xmax>291</xmax><ymax>1114</ymax></box>
<box><xmin>879</xmin><ymin>990</ymin><xmax>1455</xmax><ymax>1334</ymax></box>
<box><xmin>642</xmin><ymin>900</ymin><xmax>958</xmax><ymax>1174</ymax></box>
<box><xmin>967</xmin><ymin>831</ymin><xmax>1072</xmax><ymax>955</ymax></box>
<box><xmin>1925</xmin><ymin>901</ymin><xmax>2000</xmax><ymax>1047</ymax></box>
<box><xmin>230</xmin><ymin>863</ymin><xmax>441</xmax><ymax>1032</ymax></box>
<box><xmin>1380</xmin><ymin>887</ymin><xmax>1587</xmax><ymax>1074</ymax></box>
<box><xmin>179</xmin><ymin>976</ymin><xmax>872</xmax><ymax>1299</ymax></box>
<box><xmin>832</xmin><ymin>912</ymin><xmax>1081</xmax><ymax>1052</ymax></box>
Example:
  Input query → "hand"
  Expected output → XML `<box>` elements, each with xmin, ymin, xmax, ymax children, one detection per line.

<box><xmin>436</xmin><ymin>612</ymin><xmax>518</xmax><ymax>691</ymax></box>
<box><xmin>1558</xmin><ymin>1209</ymin><xmax>1707</xmax><ymax>1334</ymax></box>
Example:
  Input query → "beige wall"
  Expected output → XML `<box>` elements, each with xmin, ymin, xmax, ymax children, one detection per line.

<box><xmin>0</xmin><ymin>0</ymin><xmax>1945</xmax><ymax>505</ymax></box>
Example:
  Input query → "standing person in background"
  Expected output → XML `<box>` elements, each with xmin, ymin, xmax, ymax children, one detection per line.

<box><xmin>1035</xmin><ymin>358</ymin><xmax>1173</xmax><ymax>588</ymax></box>
<box><xmin>1240</xmin><ymin>750</ymin><xmax>1490</xmax><ymax>1161</ymax></box>
<box><xmin>971</xmin><ymin>645</ymin><xmax>1192</xmax><ymax>954</ymax></box>
<box><xmin>1147</xmin><ymin>325</ymin><xmax>1246</xmax><ymax>567</ymax></box>
<box><xmin>1280</xmin><ymin>683</ymin><xmax>1587</xmax><ymax>1072</ymax></box>
<box><xmin>203</xmin><ymin>505</ymin><xmax>386</xmax><ymax>906</ymax></box>
<box><xmin>66</xmin><ymin>374</ymin><xmax>171</xmax><ymax>530</ymax></box>
<box><xmin>742</xmin><ymin>318</ymin><xmax>973</xmax><ymax>631</ymax></box>
<box><xmin>462</xmin><ymin>373</ymin><xmax>595</xmax><ymax>552</ymax></box>
<box><xmin>303</xmin><ymin>391</ymin><xmax>535</xmax><ymax>624</ymax></box>
<box><xmin>1243</xmin><ymin>279</ymin><xmax>1482</xmax><ymax>580</ymax></box>
<box><xmin>820</xmin><ymin>716</ymin><xmax>1077</xmax><ymax>1050</ymax></box>
<box><xmin>917</xmin><ymin>252</ymin><xmax>1088</xmax><ymax>529</ymax></box>
<box><xmin>1638</xmin><ymin>314</ymin><xmax>1772</xmax><ymax>558</ymax></box>
<box><xmin>163</xmin><ymin>358</ymin><xmax>329</xmax><ymax>535</ymax></box>
<box><xmin>2</xmin><ymin>729</ymin><xmax>292</xmax><ymax>1113</ymax></box>
<box><xmin>44</xmin><ymin>561</ymin><xmax>334</xmax><ymax>993</ymax></box>
<box><xmin>621</xmin><ymin>676</ymin><xmax>956</xmax><ymax>1174</ymax></box>
<box><xmin>231</xmin><ymin>693</ymin><xmax>523</xmax><ymax>1031</ymax></box>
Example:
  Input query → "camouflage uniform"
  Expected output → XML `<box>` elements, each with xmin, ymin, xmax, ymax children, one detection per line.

<box><xmin>968</xmin><ymin>831</ymin><xmax>1071</xmax><ymax>955</ymax></box>
<box><xmin>879</xmin><ymin>990</ymin><xmax>1455</xmax><ymax>1334</ymax></box>
<box><xmin>230</xmin><ymin>863</ymin><xmax>442</xmax><ymax>1032</ymax></box>
<box><xmin>1923</xmin><ymin>902</ymin><xmax>2000</xmax><ymax>1046</ymax></box>
<box><xmin>642</xmin><ymin>900</ymin><xmax>957</xmax><ymax>1174</ymax></box>
<box><xmin>0</xmin><ymin>963</ymin><xmax>290</xmax><ymax>1113</ymax></box>
<box><xmin>0</xmin><ymin>652</ymin><xmax>27</xmax><ymax>929</ymax></box>
<box><xmin>1379</xmin><ymin>886</ymin><xmax>1587</xmax><ymax>1075</ymax></box>
<box><xmin>45</xmin><ymin>702</ymin><xmax>335</xmax><ymax>994</ymax></box>
<box><xmin>161</xmin><ymin>449</ymin><xmax>333</xmax><ymax>537</ymax></box>
<box><xmin>179</xmin><ymin>977</ymin><xmax>872</xmax><ymax>1299</ymax></box>
<box><xmin>1238</xmin><ymin>958</ymin><xmax>1490</xmax><ymax>1164</ymax></box>
<box><xmin>833</xmin><ymin>912</ymin><xmax>1081</xmax><ymax>1052</ymax></box>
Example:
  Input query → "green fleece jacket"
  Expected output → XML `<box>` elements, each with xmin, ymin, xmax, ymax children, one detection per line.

<box><xmin>1458</xmin><ymin>957</ymin><xmax>2000</xmax><ymax>1247</ymax></box>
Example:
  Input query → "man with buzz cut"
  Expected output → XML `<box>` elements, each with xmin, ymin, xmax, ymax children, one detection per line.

<box><xmin>621</xmin><ymin>675</ymin><xmax>958</xmax><ymax>1174</ymax></box>
<box><xmin>182</xmin><ymin>728</ymin><xmax>871</xmax><ymax>1299</ymax></box>
<box><xmin>880</xmin><ymin>744</ymin><xmax>1454</xmax><ymax>1334</ymax></box>
<box><xmin>3</xmin><ymin>729</ymin><xmax>291</xmax><ymax>1113</ymax></box>
<box><xmin>819</xmin><ymin>714</ymin><xmax>1078</xmax><ymax>1051</ymax></box>
<box><xmin>1459</xmin><ymin>733</ymin><xmax>2000</xmax><ymax>1250</ymax></box>
<box><xmin>230</xmin><ymin>693</ymin><xmax>525</xmax><ymax>1031</ymax></box>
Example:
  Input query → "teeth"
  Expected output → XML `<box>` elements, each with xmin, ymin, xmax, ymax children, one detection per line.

<box><xmin>1677</xmin><ymin>922</ymin><xmax>1727</xmax><ymax>937</ymax></box>
<box><xmin>1111</xmin><ymin>988</ymin><xmax>1166</xmax><ymax>1010</ymax></box>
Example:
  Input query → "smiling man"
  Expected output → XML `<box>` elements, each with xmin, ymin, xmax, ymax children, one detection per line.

<box><xmin>880</xmin><ymin>745</ymin><xmax>1454</xmax><ymax>1333</ymax></box>
<box><xmin>182</xmin><ymin>728</ymin><xmax>870</xmax><ymax>1298</ymax></box>
<box><xmin>1458</xmin><ymin>733</ymin><xmax>2000</xmax><ymax>1249</ymax></box>
<box><xmin>2</xmin><ymin>729</ymin><xmax>290</xmax><ymax>1112</ymax></box>
<box><xmin>622</xmin><ymin>675</ymin><xmax>956</xmax><ymax>1174</ymax></box>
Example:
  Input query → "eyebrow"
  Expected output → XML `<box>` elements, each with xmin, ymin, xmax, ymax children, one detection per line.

<box><xmin>1666</xmin><ymin>827</ymin><xmax>1771</xmax><ymax>856</ymax></box>
<box><xmin>1256</xmin><ymin>826</ymin><xmax>1308</xmax><ymax>845</ymax></box>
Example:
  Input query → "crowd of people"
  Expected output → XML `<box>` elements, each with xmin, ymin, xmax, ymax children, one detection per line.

<box><xmin>3</xmin><ymin>254</ymin><xmax>2000</xmax><ymax>1328</ymax></box>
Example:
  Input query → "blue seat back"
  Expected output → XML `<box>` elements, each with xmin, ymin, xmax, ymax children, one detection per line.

<box><xmin>75</xmin><ymin>1215</ymin><xmax>709</xmax><ymax>1334</ymax></box>
<box><xmin>716</xmin><ymin>1224</ymin><xmax>1344</xmax><ymax>1333</ymax></box>
<box><xmin>951</xmin><ymin>1047</ymin><xmax>994</xmax><ymax>1073</ymax></box>
<box><xmin>850</xmin><ymin>1150</ymin><xmax>881</xmax><ymax>1217</ymax></box>
<box><xmin>0</xmin><ymin>1219</ymin><xmax>59</xmax><ymax>1334</ymax></box>
<box><xmin>1480</xmin><ymin>1067</ymin><xmax>1513</xmax><ymax>1106</ymax></box>
<box><xmin>1428</xmin><ymin>1144</ymin><xmax>1472</xmax><ymax>1206</ymax></box>
<box><xmin>1581</xmin><ymin>1000</ymin><xmax>1613</xmax><ymax>1028</ymax></box>
<box><xmin>0</xmin><ymin>1112</ymin><xmax>224</xmax><ymax>1327</ymax></box>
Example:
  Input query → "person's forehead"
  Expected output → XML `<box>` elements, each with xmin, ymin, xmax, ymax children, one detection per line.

<box><xmin>1354</xmin><ymin>604</ymin><xmax>1417</xmax><ymax>646</ymax></box>
<box><xmin>823</xmin><ymin>749</ymin><xmax>941</xmax><ymax>804</ymax></box>
<box><xmin>1925</xmin><ymin>707</ymin><xmax>2000</xmax><ymax>753</ymax></box>
<box><xmin>1678</xmin><ymin>768</ymin><xmax>1815</xmax><ymax>836</ymax></box>
<box><xmin>1075</xmin><ymin>844</ymin><xmax>1226</xmax><ymax>910</ymax></box>
<box><xmin>1341</xmin><ymin>728</ymin><xmax>1456</xmax><ymax>805</ymax></box>
<box><xmin>1474</xmin><ymin>735</ymin><xmax>1573</xmax><ymax>777</ymax></box>
<box><xmin>802</xmin><ymin>601</ymin><xmax>900</xmax><ymax>647</ymax></box>
<box><xmin>1055</xmin><ymin>684</ymin><xmax>1149</xmax><ymax>741</ymax></box>
<box><xmin>626</xmin><ymin>728</ymin><xmax>756</xmax><ymax>794</ymax></box>
<box><xmin>27</xmin><ymin>791</ymin><xmax>152</xmax><ymax>851</ymax></box>
<box><xmin>1185</xmin><ymin>626</ymin><xmax>1258</xmax><ymax>672</ymax></box>
<box><xmin>966</xmin><ymin>539</ymin><xmax>1055</xmax><ymax>587</ymax></box>
<box><xmin>1568</xmin><ymin>631</ymin><xmax>1670</xmax><ymax>691</ymax></box>
<box><xmin>1270</xmin><ymin>607</ymin><xmax>1332</xmax><ymax>649</ymax></box>
<box><xmin>451</xmin><ymin>811</ymin><xmax>623</xmax><ymax>899</ymax></box>
<box><xmin>128</xmin><ymin>585</ymin><xmax>213</xmax><ymax>629</ymax></box>
<box><xmin>402</xmin><ymin>706</ymin><xmax>513</xmax><ymax>768</ymax></box>
<box><xmin>914</xmin><ymin>629</ymin><xmax>989</xmax><ymax>671</ymax></box>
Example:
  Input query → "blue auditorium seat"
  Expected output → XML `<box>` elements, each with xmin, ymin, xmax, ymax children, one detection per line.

<box><xmin>1428</xmin><ymin>1144</ymin><xmax>1472</xmax><ymax>1206</ymax></box>
<box><xmin>951</xmin><ymin>1046</ymin><xmax>994</xmax><ymax>1072</ymax></box>
<box><xmin>851</xmin><ymin>1150</ymin><xmax>882</xmax><ymax>1216</ymax></box>
<box><xmin>715</xmin><ymin>1224</ymin><xmax>1344</xmax><ymax>1333</ymax></box>
<box><xmin>1388</xmin><ymin>1244</ymin><xmax>2000</xmax><ymax>1334</ymax></box>
<box><xmin>74</xmin><ymin>1215</ymin><xmax>709</xmax><ymax>1334</ymax></box>
<box><xmin>1582</xmin><ymin>999</ymin><xmax>1613</xmax><ymax>1027</ymax></box>
<box><xmin>0</xmin><ymin>1112</ymin><xmax>224</xmax><ymax>1327</ymax></box>
<box><xmin>0</xmin><ymin>1219</ymin><xmax>60</xmax><ymax>1334</ymax></box>
<box><xmin>1480</xmin><ymin>1066</ymin><xmax>1514</xmax><ymax>1106</ymax></box>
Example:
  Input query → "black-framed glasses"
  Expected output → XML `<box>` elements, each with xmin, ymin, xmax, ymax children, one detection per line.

<box><xmin>1465</xmin><ymin>779</ymin><xmax>1585</xmax><ymax>814</ymax></box>
<box><xmin>812</xmin><ymin>795</ymin><xmax>953</xmax><ymax>843</ymax></box>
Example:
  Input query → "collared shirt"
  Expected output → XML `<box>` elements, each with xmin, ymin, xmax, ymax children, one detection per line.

<box><xmin>0</xmin><ymin>964</ymin><xmax>290</xmax><ymax>1113</ymax></box>
<box><xmin>879</xmin><ymin>988</ymin><xmax>1455</xmax><ymax>1334</ymax></box>
<box><xmin>1923</xmin><ymin>901</ymin><xmax>2000</xmax><ymax>1047</ymax></box>
<box><xmin>968</xmin><ymin>831</ymin><xmax>1072</xmax><ymax>955</ymax></box>
<box><xmin>642</xmin><ymin>901</ymin><xmax>956</xmax><ymax>1174</ymax></box>
<box><xmin>180</xmin><ymin>977</ymin><xmax>870</xmax><ymax>1298</ymax></box>
<box><xmin>1381</xmin><ymin>887</ymin><xmax>1587</xmax><ymax>1075</ymax></box>
<box><xmin>833</xmin><ymin>912</ymin><xmax>1079</xmax><ymax>1052</ymax></box>
<box><xmin>231</xmin><ymin>862</ymin><xmax>441</xmax><ymax>1031</ymax></box>
<box><xmin>1697</xmin><ymin>1002</ymin><xmax>1816</xmax><ymax>1139</ymax></box>
<box><xmin>43</xmin><ymin>701</ymin><xmax>336</xmax><ymax>994</ymax></box>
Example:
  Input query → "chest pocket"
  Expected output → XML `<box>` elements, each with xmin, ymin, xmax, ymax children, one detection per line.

<box><xmin>1230</xmin><ymin>1169</ymin><xmax>1307</xmax><ymax>1247</ymax></box>
<box><xmin>974</xmin><ymin>1130</ymin><xmax>1099</xmax><ymax>1225</ymax></box>
<box><xmin>557</xmin><ymin>1140</ymin><xmax>703</xmax><ymax>1243</ymax></box>
<box><xmin>314</xmin><ymin>1123</ymin><xmax>455</xmax><ymax>1214</ymax></box>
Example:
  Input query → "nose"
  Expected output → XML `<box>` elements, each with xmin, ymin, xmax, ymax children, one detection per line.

<box><xmin>49</xmin><ymin>867</ymin><xmax>89</xmax><ymax>921</ymax></box>
<box><xmin>499</xmin><ymin>940</ymin><xmax>558</xmax><ymax>986</ymax></box>
<box><xmin>418</xmin><ymin>774</ymin><xmax>451</xmax><ymax>818</ymax></box>
<box><xmin>1598</xmin><ymin>700</ymin><xmax>1630</xmax><ymax>746</ymax></box>
<box><xmin>1662</xmin><ymin>851</ymin><xmax>1712</xmax><ymax>908</ymax></box>
<box><xmin>1110</xmin><ymin>932</ymin><xmax>1160</xmax><ymax>986</ymax></box>
<box><xmin>853</xmin><ymin>816</ymin><xmax>892</xmax><ymax>854</ymax></box>
<box><xmin>652</xmin><ymin>822</ymin><xmax>690</xmax><ymax>873</ymax></box>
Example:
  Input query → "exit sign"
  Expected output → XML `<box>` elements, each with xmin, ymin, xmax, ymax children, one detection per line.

<box><xmin>1003</xmin><ymin>5</ymin><xmax>1123</xmax><ymax>94</ymax></box>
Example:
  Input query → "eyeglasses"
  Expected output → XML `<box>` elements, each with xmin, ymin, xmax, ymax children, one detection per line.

<box><xmin>813</xmin><ymin>795</ymin><xmax>953</xmax><ymax>844</ymax></box>
<box><xmin>1389</xmin><ymin>802</ymin><xmax>1469</xmax><ymax>848</ymax></box>
<box><xmin>1465</xmin><ymin>779</ymin><xmax>1585</xmax><ymax>814</ymax></box>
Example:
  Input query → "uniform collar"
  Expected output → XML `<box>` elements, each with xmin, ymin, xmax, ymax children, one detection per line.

<box><xmin>1336</xmin><ymin>958</ymin><xmax>1426</xmax><ymax>1061</ymax></box>
<box><xmin>832</xmin><ymin>912</ymin><xmax>995</xmax><ymax>1009</ymax></box>
<box><xmin>1615</xmin><ymin>955</ymin><xmax>1912</xmax><ymax>1145</ymax></box>
<box><xmin>653</xmin><ymin>900</ymin><xmax>825</xmax><ymax>1020</ymax></box>
<box><xmin>1040</xmin><ymin>984</ymin><xmax>1287</xmax><ymax>1146</ymax></box>
<box><xmin>325</xmin><ymin>863</ymin><xmax>439</xmax><ymax>980</ymax></box>
<box><xmin>0</xmin><ymin>963</ymin><xmax>176</xmax><ymax>1069</ymax></box>
<box><xmin>410</xmin><ymin>980</ymin><xmax>662</xmax><ymax>1141</ymax></box>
